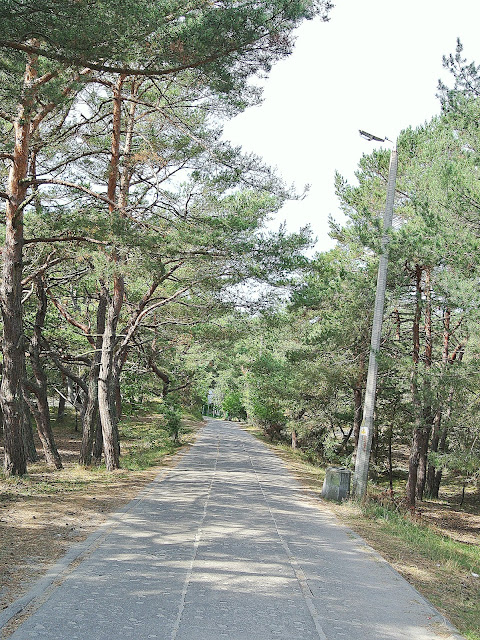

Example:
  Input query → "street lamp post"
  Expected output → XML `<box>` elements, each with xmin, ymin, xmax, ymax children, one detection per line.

<box><xmin>352</xmin><ymin>132</ymin><xmax>398</xmax><ymax>500</ymax></box>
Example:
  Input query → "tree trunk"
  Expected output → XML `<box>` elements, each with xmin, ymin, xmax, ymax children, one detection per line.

<box><xmin>394</xmin><ymin>308</ymin><xmax>401</xmax><ymax>341</ymax></box>
<box><xmin>24</xmin><ymin>278</ymin><xmax>62</xmax><ymax>469</ymax></box>
<box><xmin>147</xmin><ymin>355</ymin><xmax>170</xmax><ymax>396</ymax></box>
<box><xmin>67</xmin><ymin>378</ymin><xmax>81</xmax><ymax>414</ymax></box>
<box><xmin>79</xmin><ymin>290</ymin><xmax>107</xmax><ymax>465</ymax></box>
<box><xmin>108</xmin><ymin>78</ymin><xmax>139</xmax><ymax>425</ymax></box>
<box><xmin>353</xmin><ymin>387</ymin><xmax>362</xmax><ymax>452</ymax></box>
<box><xmin>425</xmin><ymin>307</ymin><xmax>451</xmax><ymax>497</ymax></box>
<box><xmin>406</xmin><ymin>414</ymin><xmax>421</xmax><ymax>511</ymax></box>
<box><xmin>387</xmin><ymin>422</ymin><xmax>393</xmax><ymax>493</ymax></box>
<box><xmin>291</xmin><ymin>429</ymin><xmax>298</xmax><ymax>450</ymax></box>
<box><xmin>405</xmin><ymin>264</ymin><xmax>423</xmax><ymax>511</ymax></box>
<box><xmin>110</xmin><ymin>364</ymin><xmax>120</xmax><ymax>461</ymax></box>
<box><xmin>21</xmin><ymin>399</ymin><xmax>37</xmax><ymax>463</ymax></box>
<box><xmin>432</xmin><ymin>422</ymin><xmax>449</xmax><ymax>498</ymax></box>
<box><xmin>93</xmin><ymin>414</ymin><xmax>103</xmax><ymax>464</ymax></box>
<box><xmin>57</xmin><ymin>392</ymin><xmax>66</xmax><ymax>421</ymax></box>
<box><xmin>431</xmin><ymin>375</ymin><xmax>459</xmax><ymax>498</ymax></box>
<box><xmin>416</xmin><ymin>267</ymin><xmax>433</xmax><ymax>501</ymax></box>
<box><xmin>112</xmin><ymin>348</ymin><xmax>128</xmax><ymax>422</ymax></box>
<box><xmin>95</xmin><ymin>76</ymin><xmax>126</xmax><ymax>471</ymax></box>
<box><xmin>425</xmin><ymin>407</ymin><xmax>442</xmax><ymax>497</ymax></box>
<box><xmin>98</xmin><ymin>278</ymin><xmax>124</xmax><ymax>471</ymax></box>
<box><xmin>415</xmin><ymin>426</ymin><xmax>429</xmax><ymax>501</ymax></box>
<box><xmin>0</xmin><ymin>56</ymin><xmax>39</xmax><ymax>476</ymax></box>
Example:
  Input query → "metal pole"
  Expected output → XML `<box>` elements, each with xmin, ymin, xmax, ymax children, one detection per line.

<box><xmin>353</xmin><ymin>145</ymin><xmax>398</xmax><ymax>499</ymax></box>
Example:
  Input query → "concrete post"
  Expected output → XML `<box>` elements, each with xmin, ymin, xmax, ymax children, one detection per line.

<box><xmin>353</xmin><ymin>146</ymin><xmax>398</xmax><ymax>499</ymax></box>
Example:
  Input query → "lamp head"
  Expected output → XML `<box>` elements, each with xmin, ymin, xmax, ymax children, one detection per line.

<box><xmin>359</xmin><ymin>129</ymin><xmax>385</xmax><ymax>142</ymax></box>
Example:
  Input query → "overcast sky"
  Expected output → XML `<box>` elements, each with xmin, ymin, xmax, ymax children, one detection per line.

<box><xmin>222</xmin><ymin>1</ymin><xmax>480</xmax><ymax>253</ymax></box>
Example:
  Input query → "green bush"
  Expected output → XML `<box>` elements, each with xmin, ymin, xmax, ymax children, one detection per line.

<box><xmin>222</xmin><ymin>391</ymin><xmax>247</xmax><ymax>420</ymax></box>
<box><xmin>160</xmin><ymin>399</ymin><xmax>183</xmax><ymax>443</ymax></box>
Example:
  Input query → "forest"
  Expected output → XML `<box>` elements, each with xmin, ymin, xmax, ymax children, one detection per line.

<box><xmin>0</xmin><ymin>2</ymin><xmax>479</xmax><ymax>516</ymax></box>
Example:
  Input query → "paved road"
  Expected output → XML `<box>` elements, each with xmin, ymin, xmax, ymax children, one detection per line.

<box><xmin>4</xmin><ymin>419</ymin><xmax>463</xmax><ymax>640</ymax></box>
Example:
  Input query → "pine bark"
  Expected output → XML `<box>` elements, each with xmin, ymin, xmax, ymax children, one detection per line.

<box><xmin>108</xmin><ymin>78</ymin><xmax>138</xmax><ymax>424</ymax></box>
<box><xmin>0</xmin><ymin>55</ymin><xmax>38</xmax><ymax>475</ymax></box>
<box><xmin>79</xmin><ymin>290</ymin><xmax>107</xmax><ymax>465</ymax></box>
<box><xmin>98</xmin><ymin>278</ymin><xmax>124</xmax><ymax>471</ymax></box>
<box><xmin>57</xmin><ymin>392</ymin><xmax>66</xmax><ymax>421</ymax></box>
<box><xmin>416</xmin><ymin>267</ymin><xmax>432</xmax><ymax>501</ymax></box>
<box><xmin>291</xmin><ymin>429</ymin><xmax>298</xmax><ymax>449</ymax></box>
<box><xmin>425</xmin><ymin>408</ymin><xmax>442</xmax><ymax>497</ymax></box>
<box><xmin>425</xmin><ymin>307</ymin><xmax>450</xmax><ymax>497</ymax></box>
<box><xmin>21</xmin><ymin>399</ymin><xmax>37</xmax><ymax>462</ymax></box>
<box><xmin>24</xmin><ymin>278</ymin><xmax>62</xmax><ymax>468</ymax></box>
<box><xmin>93</xmin><ymin>414</ymin><xmax>103</xmax><ymax>464</ymax></box>
<box><xmin>147</xmin><ymin>355</ymin><xmax>170</xmax><ymax>396</ymax></box>
<box><xmin>405</xmin><ymin>264</ymin><xmax>423</xmax><ymax>511</ymax></box>
<box><xmin>96</xmin><ymin>75</ymin><xmax>125</xmax><ymax>471</ymax></box>
<box><xmin>432</xmin><ymin>422</ymin><xmax>449</xmax><ymax>498</ymax></box>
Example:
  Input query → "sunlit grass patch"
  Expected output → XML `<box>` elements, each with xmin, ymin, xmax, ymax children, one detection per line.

<box><xmin>119</xmin><ymin>410</ymin><xmax>193</xmax><ymax>471</ymax></box>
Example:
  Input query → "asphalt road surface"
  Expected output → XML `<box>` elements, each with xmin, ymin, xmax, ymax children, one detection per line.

<box><xmin>3</xmin><ymin>419</ymin><xmax>464</xmax><ymax>640</ymax></box>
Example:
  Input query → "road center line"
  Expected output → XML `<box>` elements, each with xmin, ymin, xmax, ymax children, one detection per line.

<box><xmin>170</xmin><ymin>433</ymin><xmax>219</xmax><ymax>640</ymax></box>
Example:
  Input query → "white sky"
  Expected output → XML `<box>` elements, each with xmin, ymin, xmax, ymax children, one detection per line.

<box><xmin>222</xmin><ymin>0</ymin><xmax>480</xmax><ymax>253</ymax></box>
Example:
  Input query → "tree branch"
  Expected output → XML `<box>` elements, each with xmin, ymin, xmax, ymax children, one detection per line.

<box><xmin>22</xmin><ymin>255</ymin><xmax>67</xmax><ymax>286</ymax></box>
<box><xmin>27</xmin><ymin>178</ymin><xmax>115</xmax><ymax>207</ymax></box>
<box><xmin>116</xmin><ymin>286</ymin><xmax>188</xmax><ymax>356</ymax></box>
<box><xmin>31</xmin><ymin>68</ymin><xmax>92</xmax><ymax>130</ymax></box>
<box><xmin>42</xmin><ymin>345</ymin><xmax>89</xmax><ymax>394</ymax></box>
<box><xmin>46</xmin><ymin>290</ymin><xmax>95</xmax><ymax>346</ymax></box>
<box><xmin>0</xmin><ymin>39</ymin><xmax>256</xmax><ymax>79</ymax></box>
<box><xmin>24</xmin><ymin>235</ymin><xmax>108</xmax><ymax>246</ymax></box>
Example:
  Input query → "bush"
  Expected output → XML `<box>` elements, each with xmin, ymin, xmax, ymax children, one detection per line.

<box><xmin>160</xmin><ymin>399</ymin><xmax>182</xmax><ymax>443</ymax></box>
<box><xmin>222</xmin><ymin>391</ymin><xmax>247</xmax><ymax>420</ymax></box>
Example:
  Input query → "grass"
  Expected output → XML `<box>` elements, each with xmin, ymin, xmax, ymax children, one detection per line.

<box><xmin>359</xmin><ymin>502</ymin><xmax>478</xmax><ymax>570</ymax></box>
<box><xmin>242</xmin><ymin>423</ymin><xmax>480</xmax><ymax>640</ymax></box>
<box><xmin>0</xmin><ymin>404</ymin><xmax>193</xmax><ymax>490</ymax></box>
<box><xmin>119</xmin><ymin>413</ymin><xmax>185</xmax><ymax>471</ymax></box>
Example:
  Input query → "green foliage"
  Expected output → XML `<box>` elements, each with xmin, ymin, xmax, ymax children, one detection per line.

<box><xmin>358</xmin><ymin>500</ymin><xmax>480</xmax><ymax>640</ymax></box>
<box><xmin>429</xmin><ymin>450</ymin><xmax>480</xmax><ymax>486</ymax></box>
<box><xmin>0</xmin><ymin>0</ymin><xmax>332</xmax><ymax>106</ymax></box>
<box><xmin>160</xmin><ymin>398</ymin><xmax>183</xmax><ymax>444</ymax></box>
<box><xmin>361</xmin><ymin>496</ymin><xmax>480</xmax><ymax>573</ymax></box>
<box><xmin>205</xmin><ymin>95</ymin><xmax>480</xmax><ymax>500</ymax></box>
<box><xmin>222</xmin><ymin>391</ymin><xmax>246</xmax><ymax>420</ymax></box>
